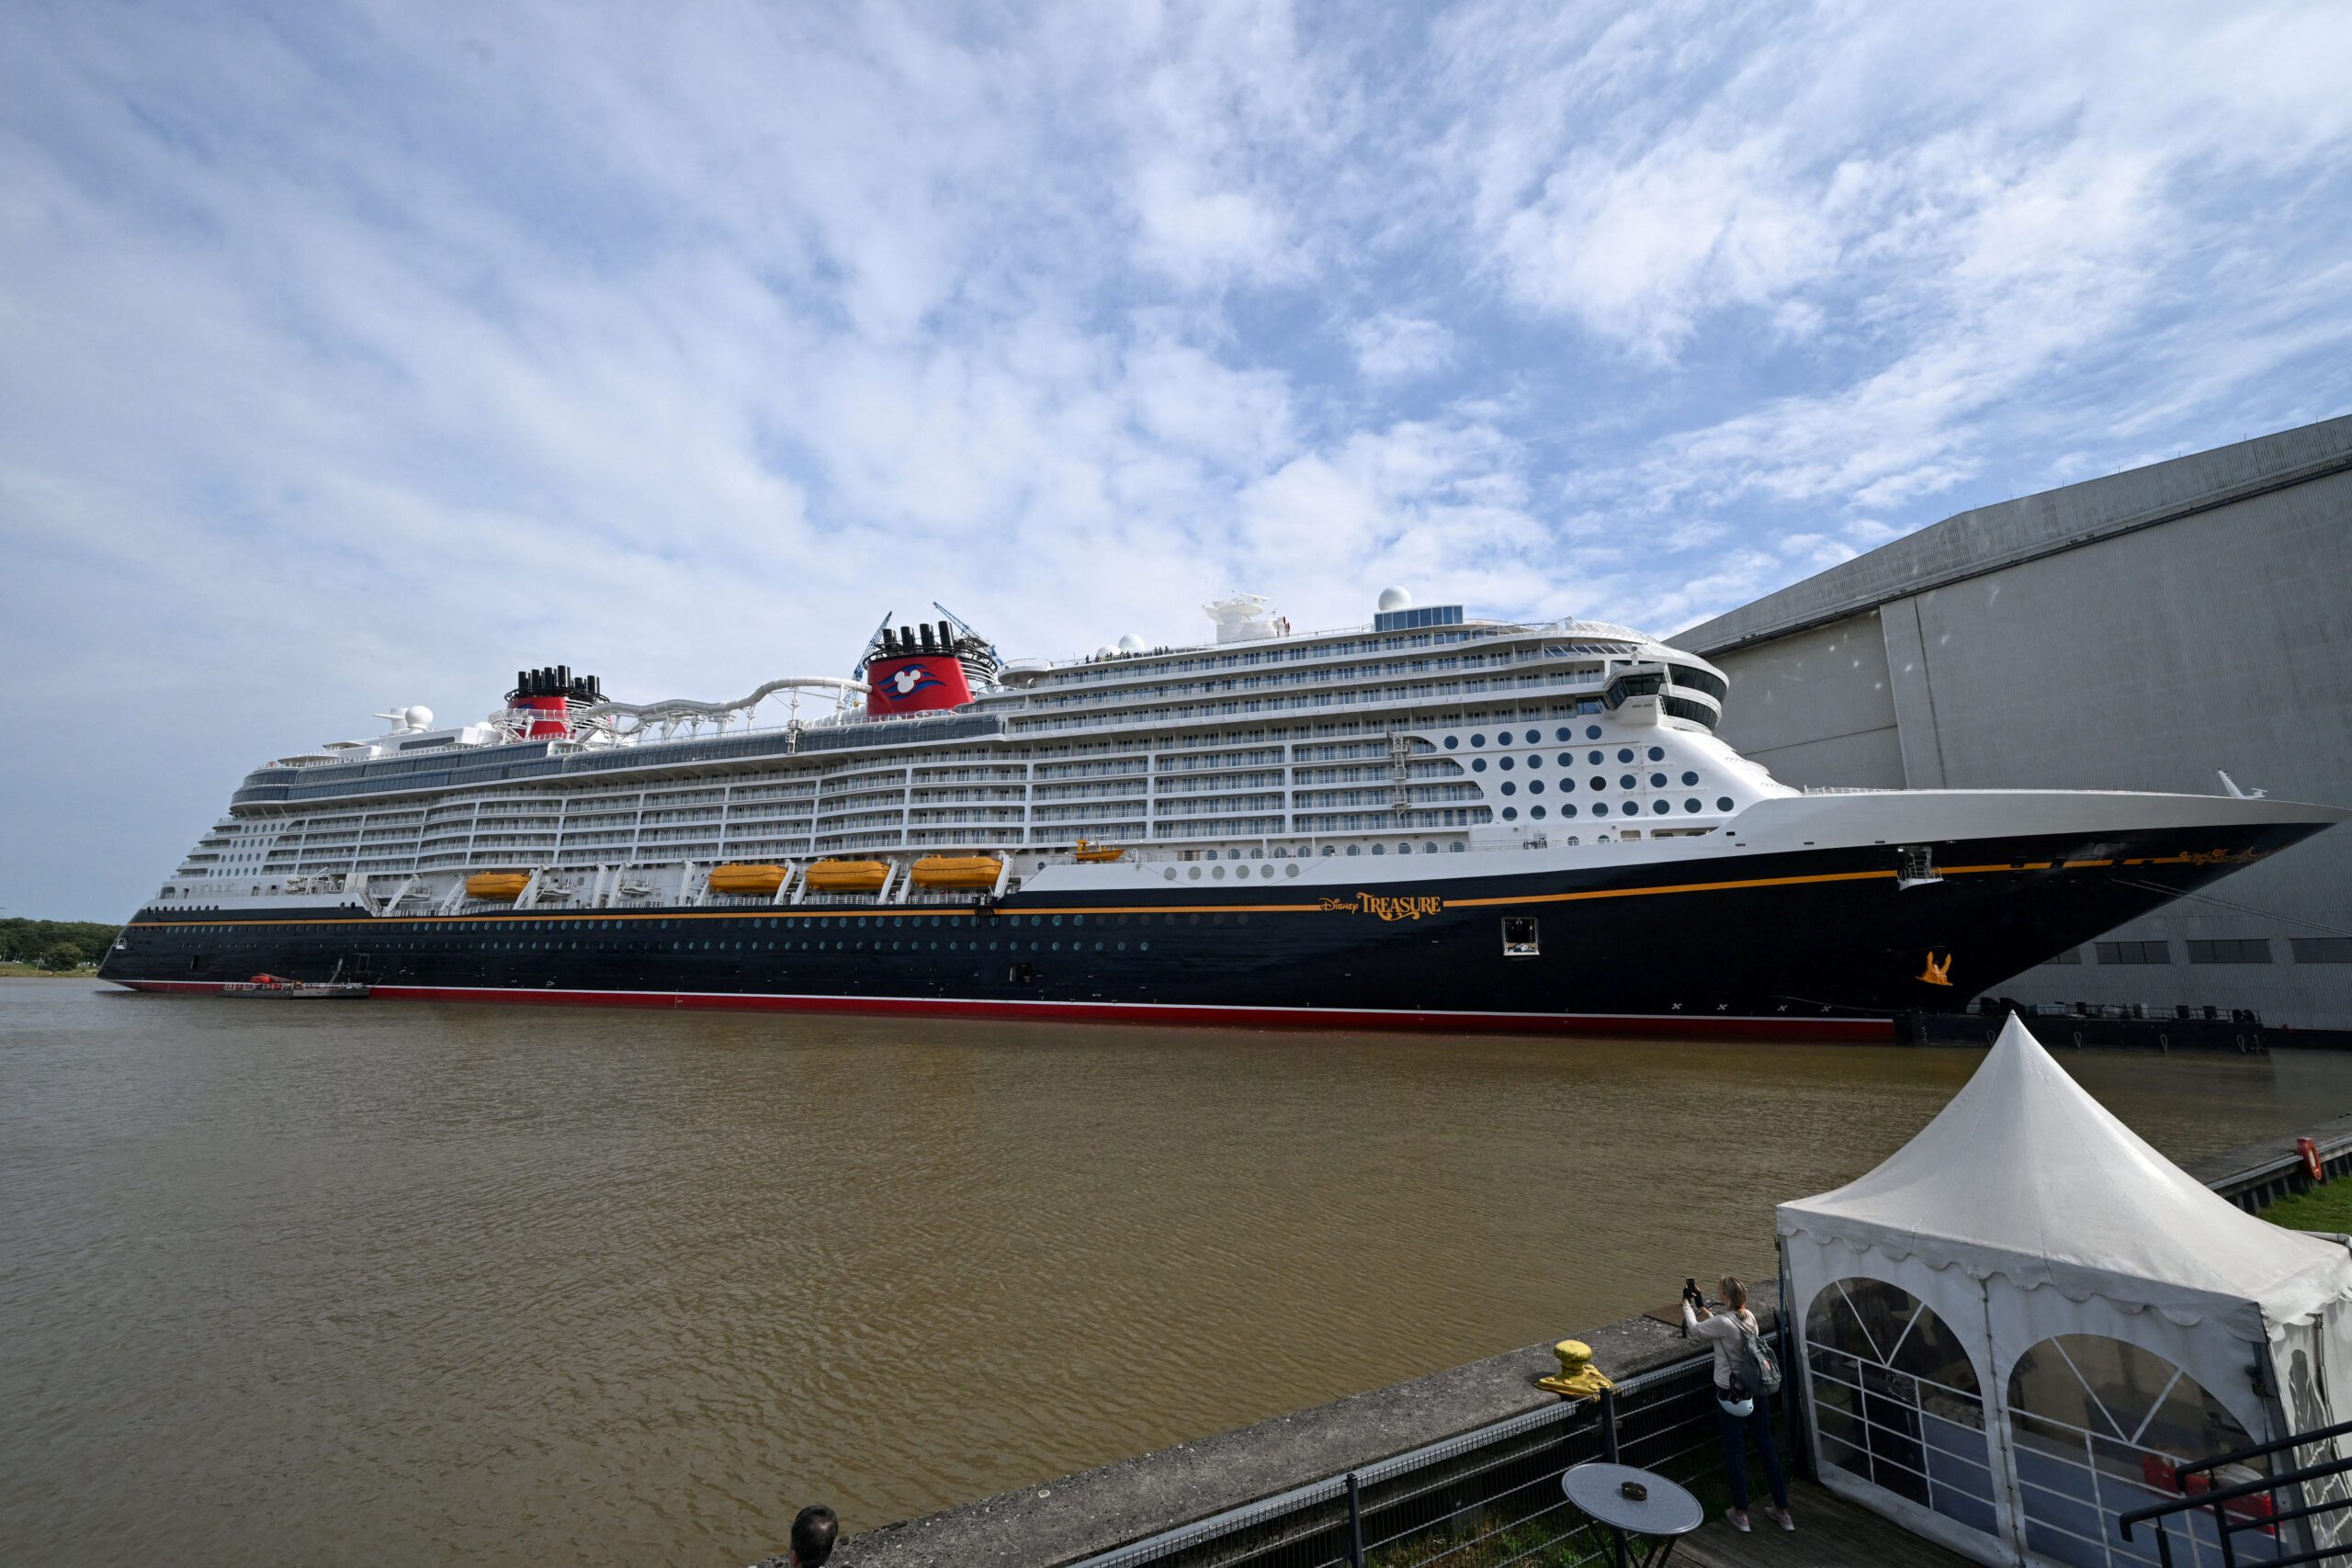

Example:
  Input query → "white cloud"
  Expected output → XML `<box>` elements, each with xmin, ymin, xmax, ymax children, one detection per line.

<box><xmin>1347</xmin><ymin>313</ymin><xmax>1456</xmax><ymax>383</ymax></box>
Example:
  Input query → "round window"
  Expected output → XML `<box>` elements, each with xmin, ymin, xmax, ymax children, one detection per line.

<box><xmin>1585</xmin><ymin>725</ymin><xmax>1601</xmax><ymax>739</ymax></box>
<box><xmin>1650</xmin><ymin>773</ymin><xmax>1667</xmax><ymax>787</ymax></box>
<box><xmin>1620</xmin><ymin>774</ymin><xmax>1635</xmax><ymax>789</ymax></box>
<box><xmin>1531</xmin><ymin>806</ymin><xmax>1546</xmax><ymax>819</ymax></box>
<box><xmin>1526</xmin><ymin>753</ymin><xmax>1544</xmax><ymax>769</ymax></box>
<box><xmin>1652</xmin><ymin>800</ymin><xmax>1669</xmax><ymax>815</ymax></box>
<box><xmin>1346</xmin><ymin>844</ymin><xmax>1361</xmax><ymax>856</ymax></box>
<box><xmin>1443</xmin><ymin>736</ymin><xmax>1459</xmax><ymax>750</ymax></box>
<box><xmin>1592</xmin><ymin>802</ymin><xmax>1609</xmax><ymax>817</ymax></box>
<box><xmin>1470</xmin><ymin>733</ymin><xmax>1486</xmax><ymax>748</ymax></box>
<box><xmin>1717</xmin><ymin>796</ymin><xmax>1735</xmax><ymax>812</ymax></box>
<box><xmin>1555</xmin><ymin>728</ymin><xmax>1573</xmax><ymax>742</ymax></box>
<box><xmin>1588</xmin><ymin>750</ymin><xmax>1604</xmax><ymax>765</ymax></box>
<box><xmin>1589</xmin><ymin>775</ymin><xmax>1606</xmax><ymax>790</ymax></box>
<box><xmin>1647</xmin><ymin>746</ymin><xmax>1665</xmax><ymax>761</ymax></box>
<box><xmin>1561</xmin><ymin>804</ymin><xmax>1579</xmax><ymax>818</ymax></box>
<box><xmin>1529</xmin><ymin>780</ymin><xmax>1545</xmax><ymax>795</ymax></box>
<box><xmin>1212</xmin><ymin>865</ymin><xmax>1226</xmax><ymax>878</ymax></box>
<box><xmin>1617</xmin><ymin>748</ymin><xmax>1634</xmax><ymax>763</ymax></box>
<box><xmin>1499</xmin><ymin>756</ymin><xmax>1515</xmax><ymax>771</ymax></box>
<box><xmin>1524</xmin><ymin>729</ymin><xmax>1540</xmax><ymax>744</ymax></box>
<box><xmin>1372</xmin><ymin>843</ymin><xmax>1385</xmax><ymax>855</ymax></box>
<box><xmin>1685</xmin><ymin>798</ymin><xmax>1702</xmax><ymax>812</ymax></box>
<box><xmin>1472</xmin><ymin>758</ymin><xmax>1487</xmax><ymax>773</ymax></box>
<box><xmin>1682</xmin><ymin>771</ymin><xmax>1699</xmax><ymax>786</ymax></box>
<box><xmin>1501</xmin><ymin>807</ymin><xmax>1518</xmax><ymax>821</ymax></box>
<box><xmin>1500</xmin><ymin>782</ymin><xmax>1517</xmax><ymax>795</ymax></box>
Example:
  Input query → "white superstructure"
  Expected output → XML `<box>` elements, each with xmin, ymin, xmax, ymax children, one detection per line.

<box><xmin>154</xmin><ymin>593</ymin><xmax>1787</xmax><ymax>914</ymax></box>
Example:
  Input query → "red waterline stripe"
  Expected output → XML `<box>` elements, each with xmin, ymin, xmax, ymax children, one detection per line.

<box><xmin>109</xmin><ymin>979</ymin><xmax>1895</xmax><ymax>1042</ymax></box>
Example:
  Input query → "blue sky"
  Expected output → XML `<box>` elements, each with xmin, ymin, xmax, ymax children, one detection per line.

<box><xmin>5</xmin><ymin>1</ymin><xmax>2350</xmax><ymax>921</ymax></box>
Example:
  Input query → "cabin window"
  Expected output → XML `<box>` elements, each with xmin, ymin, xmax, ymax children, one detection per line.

<box><xmin>1007</xmin><ymin>962</ymin><xmax>1035</xmax><ymax>984</ymax></box>
<box><xmin>1502</xmin><ymin>917</ymin><xmax>1539</xmax><ymax>958</ymax></box>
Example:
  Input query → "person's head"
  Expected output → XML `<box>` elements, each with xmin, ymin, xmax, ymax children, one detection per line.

<box><xmin>789</xmin><ymin>1505</ymin><xmax>838</xmax><ymax>1567</ymax></box>
<box><xmin>1719</xmin><ymin>1275</ymin><xmax>1747</xmax><ymax>1310</ymax></box>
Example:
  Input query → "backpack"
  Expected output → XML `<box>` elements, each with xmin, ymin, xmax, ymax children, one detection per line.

<box><xmin>1728</xmin><ymin>1317</ymin><xmax>1783</xmax><ymax>1403</ymax></box>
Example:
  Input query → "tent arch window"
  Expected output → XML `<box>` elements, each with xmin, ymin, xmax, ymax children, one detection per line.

<box><xmin>1807</xmin><ymin>1276</ymin><xmax>2000</xmax><ymax>1537</ymax></box>
<box><xmin>2006</xmin><ymin>1333</ymin><xmax>2274</xmax><ymax>1568</ymax></box>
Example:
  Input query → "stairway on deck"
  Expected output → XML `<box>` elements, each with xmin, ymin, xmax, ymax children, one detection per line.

<box><xmin>1674</xmin><ymin>1480</ymin><xmax>1979</xmax><ymax>1567</ymax></box>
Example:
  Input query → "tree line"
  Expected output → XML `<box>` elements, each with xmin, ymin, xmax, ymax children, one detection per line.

<box><xmin>1</xmin><ymin>919</ymin><xmax>120</xmax><ymax>971</ymax></box>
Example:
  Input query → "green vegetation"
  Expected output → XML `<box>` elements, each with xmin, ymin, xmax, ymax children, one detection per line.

<box><xmin>0</xmin><ymin>919</ymin><xmax>119</xmax><ymax>969</ymax></box>
<box><xmin>2258</xmin><ymin>1180</ymin><xmax>2352</xmax><ymax>1234</ymax></box>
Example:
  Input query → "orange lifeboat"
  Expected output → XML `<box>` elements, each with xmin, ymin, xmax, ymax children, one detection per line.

<box><xmin>910</xmin><ymin>854</ymin><xmax>1002</xmax><ymax>889</ymax></box>
<box><xmin>708</xmin><ymin>863</ymin><xmax>789</xmax><ymax>897</ymax></box>
<box><xmin>804</xmin><ymin>859</ymin><xmax>890</xmax><ymax>893</ymax></box>
<box><xmin>1071</xmin><ymin>840</ymin><xmax>1125</xmax><ymax>863</ymax></box>
<box><xmin>466</xmin><ymin>872</ymin><xmax>531</xmax><ymax>900</ymax></box>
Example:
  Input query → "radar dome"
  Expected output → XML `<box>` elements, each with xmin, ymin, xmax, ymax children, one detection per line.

<box><xmin>1117</xmin><ymin>634</ymin><xmax>1146</xmax><ymax>653</ymax></box>
<box><xmin>1377</xmin><ymin>586</ymin><xmax>1412</xmax><ymax>613</ymax></box>
<box><xmin>404</xmin><ymin>705</ymin><xmax>435</xmax><ymax>730</ymax></box>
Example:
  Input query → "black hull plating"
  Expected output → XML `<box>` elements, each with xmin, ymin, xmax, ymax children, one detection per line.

<box><xmin>100</xmin><ymin>819</ymin><xmax>2324</xmax><ymax>1037</ymax></box>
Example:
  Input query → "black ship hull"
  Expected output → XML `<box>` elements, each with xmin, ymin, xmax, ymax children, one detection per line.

<box><xmin>100</xmin><ymin>816</ymin><xmax>2327</xmax><ymax>1042</ymax></box>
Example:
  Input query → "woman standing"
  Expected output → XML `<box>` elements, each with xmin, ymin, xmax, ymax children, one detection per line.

<box><xmin>1682</xmin><ymin>1275</ymin><xmax>1793</xmax><ymax>1533</ymax></box>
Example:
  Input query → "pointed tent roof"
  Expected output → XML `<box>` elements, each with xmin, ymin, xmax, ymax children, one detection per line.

<box><xmin>1778</xmin><ymin>1014</ymin><xmax>2352</xmax><ymax>1340</ymax></box>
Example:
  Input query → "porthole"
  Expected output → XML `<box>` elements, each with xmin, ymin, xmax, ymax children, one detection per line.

<box><xmin>1555</xmin><ymin>728</ymin><xmax>1573</xmax><ymax>742</ymax></box>
<box><xmin>1398</xmin><ymin>841</ymin><xmax>1413</xmax><ymax>855</ymax></box>
<box><xmin>1682</xmin><ymin>771</ymin><xmax>1699</xmax><ymax>786</ymax></box>
<box><xmin>1529</xmin><ymin>780</ymin><xmax>1545</xmax><ymax>795</ymax></box>
<box><xmin>1590</xmin><ymin>775</ymin><xmax>1606</xmax><ymax>791</ymax></box>
<box><xmin>1586</xmin><ymin>725</ymin><xmax>1601</xmax><ymax>739</ymax></box>
<box><xmin>1346</xmin><ymin>844</ymin><xmax>1361</xmax><ymax>856</ymax></box>
<box><xmin>1449</xmin><ymin>842</ymin><xmax>1464</xmax><ymax>852</ymax></box>
<box><xmin>1212</xmin><ymin>865</ymin><xmax>1225</xmax><ymax>879</ymax></box>
<box><xmin>1500</xmin><ymin>782</ymin><xmax>1517</xmax><ymax>795</ymax></box>
<box><xmin>1652</xmin><ymin>800</ymin><xmax>1670</xmax><ymax>815</ymax></box>
<box><xmin>1562</xmin><ymin>805</ymin><xmax>1579</xmax><ymax>818</ymax></box>
<box><xmin>1321</xmin><ymin>845</ymin><xmax>1336</xmax><ymax>856</ymax></box>
<box><xmin>1424</xmin><ymin>841</ymin><xmax>1438</xmax><ymax>853</ymax></box>
<box><xmin>1051</xmin><ymin>914</ymin><xmax>1064</xmax><ymax>926</ymax></box>
<box><xmin>1499</xmin><ymin>807</ymin><xmax>1517</xmax><ymax>821</ymax></box>
<box><xmin>1685</xmin><ymin>798</ymin><xmax>1702</xmax><ymax>813</ymax></box>
<box><xmin>1527</xmin><ymin>753</ymin><xmax>1543</xmax><ymax>769</ymax></box>
<box><xmin>1620</xmin><ymin>774</ymin><xmax>1635</xmax><ymax>789</ymax></box>
<box><xmin>1499</xmin><ymin>756</ymin><xmax>1515</xmax><ymax>772</ymax></box>
<box><xmin>1443</xmin><ymin>736</ymin><xmax>1459</xmax><ymax>750</ymax></box>
<box><xmin>1472</xmin><ymin>758</ymin><xmax>1487</xmax><ymax>773</ymax></box>
<box><xmin>1650</xmin><ymin>773</ymin><xmax>1667</xmax><ymax>788</ymax></box>
<box><xmin>1188</xmin><ymin>866</ymin><xmax>1203</xmax><ymax>880</ymax></box>
<box><xmin>1470</xmin><ymin>732</ymin><xmax>1486</xmax><ymax>748</ymax></box>
<box><xmin>1617</xmin><ymin>748</ymin><xmax>1634</xmax><ymax>763</ymax></box>
<box><xmin>1285</xmin><ymin>863</ymin><xmax>1302</xmax><ymax>877</ymax></box>
<box><xmin>1647</xmin><ymin>746</ymin><xmax>1664</xmax><ymax>761</ymax></box>
<box><xmin>1588</xmin><ymin>750</ymin><xmax>1603</xmax><ymax>765</ymax></box>
<box><xmin>1372</xmin><ymin>843</ymin><xmax>1386</xmax><ymax>855</ymax></box>
<box><xmin>1260</xmin><ymin>864</ymin><xmax>1274</xmax><ymax>878</ymax></box>
<box><xmin>1164</xmin><ymin>868</ymin><xmax>1177</xmax><ymax>880</ymax></box>
<box><xmin>1559</xmin><ymin>777</ymin><xmax>1576</xmax><ymax>793</ymax></box>
<box><xmin>1593</xmin><ymin>802</ymin><xmax>1610</xmax><ymax>817</ymax></box>
<box><xmin>1531</xmin><ymin>806</ymin><xmax>1547</xmax><ymax>819</ymax></box>
<box><xmin>1717</xmin><ymin>796</ymin><xmax>1735</xmax><ymax>812</ymax></box>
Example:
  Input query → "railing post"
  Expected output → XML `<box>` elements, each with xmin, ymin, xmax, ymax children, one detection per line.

<box><xmin>1344</xmin><ymin>1471</ymin><xmax>1364</xmax><ymax>1568</ymax></box>
<box><xmin>1600</xmin><ymin>1390</ymin><xmax>1627</xmax><ymax>1568</ymax></box>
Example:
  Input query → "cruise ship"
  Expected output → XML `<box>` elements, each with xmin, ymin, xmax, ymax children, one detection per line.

<box><xmin>100</xmin><ymin>590</ymin><xmax>2344</xmax><ymax>1040</ymax></box>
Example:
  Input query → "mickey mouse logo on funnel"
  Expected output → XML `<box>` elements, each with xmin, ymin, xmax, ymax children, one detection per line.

<box><xmin>864</xmin><ymin>654</ymin><xmax>972</xmax><ymax>716</ymax></box>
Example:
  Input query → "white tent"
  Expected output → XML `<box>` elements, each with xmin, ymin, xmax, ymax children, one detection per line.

<box><xmin>1777</xmin><ymin>1014</ymin><xmax>2352</xmax><ymax>1568</ymax></box>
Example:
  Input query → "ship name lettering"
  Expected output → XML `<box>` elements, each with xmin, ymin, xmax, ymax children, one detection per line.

<box><xmin>1320</xmin><ymin>892</ymin><xmax>1445</xmax><ymax>921</ymax></box>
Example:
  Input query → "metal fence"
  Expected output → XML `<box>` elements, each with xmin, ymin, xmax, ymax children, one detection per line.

<box><xmin>1066</xmin><ymin>1350</ymin><xmax>1776</xmax><ymax>1568</ymax></box>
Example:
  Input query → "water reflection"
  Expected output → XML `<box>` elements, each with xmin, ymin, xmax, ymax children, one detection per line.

<box><xmin>2</xmin><ymin>981</ymin><xmax>2342</xmax><ymax>1566</ymax></box>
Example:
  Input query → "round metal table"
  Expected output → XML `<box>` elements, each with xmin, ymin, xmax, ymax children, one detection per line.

<box><xmin>1561</xmin><ymin>1461</ymin><xmax>1705</xmax><ymax>1567</ymax></box>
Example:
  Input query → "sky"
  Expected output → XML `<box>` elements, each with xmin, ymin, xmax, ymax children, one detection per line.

<box><xmin>4</xmin><ymin>1</ymin><xmax>2350</xmax><ymax>922</ymax></box>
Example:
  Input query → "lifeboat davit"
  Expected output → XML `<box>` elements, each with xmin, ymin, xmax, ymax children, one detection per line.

<box><xmin>804</xmin><ymin>859</ymin><xmax>890</xmax><ymax>893</ymax></box>
<box><xmin>1071</xmin><ymin>840</ymin><xmax>1125</xmax><ymax>863</ymax></box>
<box><xmin>910</xmin><ymin>854</ymin><xmax>1002</xmax><ymax>889</ymax></box>
<box><xmin>708</xmin><ymin>863</ymin><xmax>789</xmax><ymax>897</ymax></box>
<box><xmin>467</xmin><ymin>872</ymin><xmax>531</xmax><ymax>900</ymax></box>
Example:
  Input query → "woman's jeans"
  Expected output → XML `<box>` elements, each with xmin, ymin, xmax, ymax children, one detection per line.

<box><xmin>1717</xmin><ymin>1399</ymin><xmax>1788</xmax><ymax>1512</ymax></box>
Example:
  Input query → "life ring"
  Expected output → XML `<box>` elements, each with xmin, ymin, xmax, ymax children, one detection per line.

<box><xmin>2300</xmin><ymin>1138</ymin><xmax>2324</xmax><ymax>1182</ymax></box>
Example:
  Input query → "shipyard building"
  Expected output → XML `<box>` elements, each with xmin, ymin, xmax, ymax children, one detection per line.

<box><xmin>1681</xmin><ymin>413</ymin><xmax>2352</xmax><ymax>1031</ymax></box>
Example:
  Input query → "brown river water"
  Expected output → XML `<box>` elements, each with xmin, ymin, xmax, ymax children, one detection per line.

<box><xmin>6</xmin><ymin>977</ymin><xmax>2350</xmax><ymax>1565</ymax></box>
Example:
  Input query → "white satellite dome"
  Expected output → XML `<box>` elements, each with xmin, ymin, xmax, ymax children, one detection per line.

<box><xmin>403</xmin><ymin>705</ymin><xmax>434</xmax><ymax>730</ymax></box>
<box><xmin>1377</xmin><ymin>585</ymin><xmax>1412</xmax><ymax>613</ymax></box>
<box><xmin>1117</xmin><ymin>634</ymin><xmax>1146</xmax><ymax>652</ymax></box>
<box><xmin>1095</xmin><ymin>645</ymin><xmax>1117</xmax><ymax>659</ymax></box>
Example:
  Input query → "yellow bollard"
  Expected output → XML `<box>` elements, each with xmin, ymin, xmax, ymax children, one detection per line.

<box><xmin>1536</xmin><ymin>1339</ymin><xmax>1616</xmax><ymax>1401</ymax></box>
